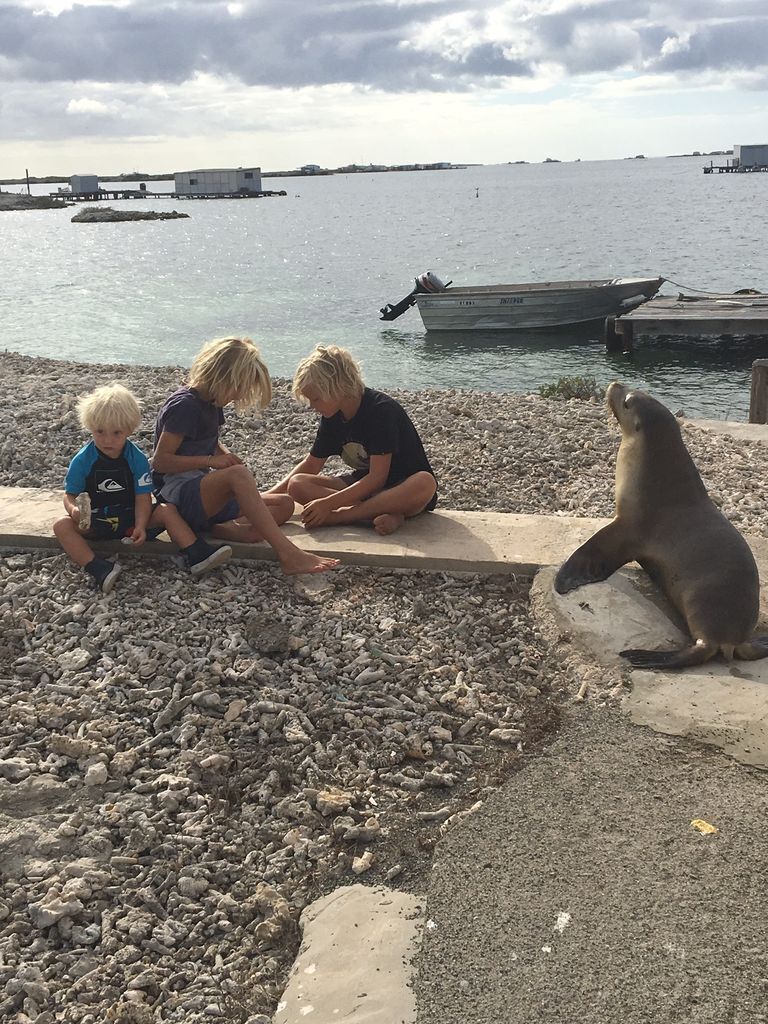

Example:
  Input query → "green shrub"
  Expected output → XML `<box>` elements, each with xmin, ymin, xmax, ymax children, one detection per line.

<box><xmin>538</xmin><ymin>376</ymin><xmax>605</xmax><ymax>401</ymax></box>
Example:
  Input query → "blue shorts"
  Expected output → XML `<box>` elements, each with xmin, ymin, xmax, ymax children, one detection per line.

<box><xmin>172</xmin><ymin>475</ymin><xmax>240</xmax><ymax>534</ymax></box>
<box><xmin>87</xmin><ymin>506</ymin><xmax>164</xmax><ymax>541</ymax></box>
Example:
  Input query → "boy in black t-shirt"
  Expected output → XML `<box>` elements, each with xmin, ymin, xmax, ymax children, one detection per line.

<box><xmin>269</xmin><ymin>346</ymin><xmax>437</xmax><ymax>535</ymax></box>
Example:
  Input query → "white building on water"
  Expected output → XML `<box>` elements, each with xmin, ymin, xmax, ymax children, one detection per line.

<box><xmin>173</xmin><ymin>167</ymin><xmax>262</xmax><ymax>195</ymax></box>
<box><xmin>70</xmin><ymin>174</ymin><xmax>99</xmax><ymax>194</ymax></box>
<box><xmin>733</xmin><ymin>145</ymin><xmax>768</xmax><ymax>169</ymax></box>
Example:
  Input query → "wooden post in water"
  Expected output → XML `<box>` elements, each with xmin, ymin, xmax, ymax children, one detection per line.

<box><xmin>749</xmin><ymin>359</ymin><xmax>768</xmax><ymax>423</ymax></box>
<box><xmin>25</xmin><ymin>169</ymin><xmax>31</xmax><ymax>196</ymax></box>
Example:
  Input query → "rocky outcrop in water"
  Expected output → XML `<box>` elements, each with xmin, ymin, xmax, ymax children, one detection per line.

<box><xmin>0</xmin><ymin>193</ymin><xmax>70</xmax><ymax>211</ymax></box>
<box><xmin>71</xmin><ymin>207</ymin><xmax>189</xmax><ymax>223</ymax></box>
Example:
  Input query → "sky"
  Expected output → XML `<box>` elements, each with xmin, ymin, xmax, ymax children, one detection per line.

<box><xmin>1</xmin><ymin>0</ymin><xmax>767</xmax><ymax>177</ymax></box>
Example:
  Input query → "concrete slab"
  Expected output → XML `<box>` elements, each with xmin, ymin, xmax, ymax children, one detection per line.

<box><xmin>536</xmin><ymin>566</ymin><xmax>768</xmax><ymax>770</ymax></box>
<box><xmin>626</xmin><ymin>671</ymin><xmax>768</xmax><ymax>770</ymax></box>
<box><xmin>688</xmin><ymin>419</ymin><xmax>768</xmax><ymax>442</ymax></box>
<box><xmin>5</xmin><ymin>483</ymin><xmax>768</xmax><ymax>584</ymax></box>
<box><xmin>0</xmin><ymin>485</ymin><xmax>609</xmax><ymax>575</ymax></box>
<box><xmin>273</xmin><ymin>885</ymin><xmax>423</xmax><ymax>1024</ymax></box>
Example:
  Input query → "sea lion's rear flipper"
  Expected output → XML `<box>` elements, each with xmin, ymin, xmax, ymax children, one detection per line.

<box><xmin>734</xmin><ymin>637</ymin><xmax>768</xmax><ymax>662</ymax></box>
<box><xmin>619</xmin><ymin>644</ymin><xmax>716</xmax><ymax>670</ymax></box>
<box><xmin>554</xmin><ymin>522</ymin><xmax>631</xmax><ymax>594</ymax></box>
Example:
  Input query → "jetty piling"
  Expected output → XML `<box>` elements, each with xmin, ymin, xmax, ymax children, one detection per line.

<box><xmin>749</xmin><ymin>360</ymin><xmax>768</xmax><ymax>424</ymax></box>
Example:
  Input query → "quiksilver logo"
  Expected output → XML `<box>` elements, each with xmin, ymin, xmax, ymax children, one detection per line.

<box><xmin>138</xmin><ymin>472</ymin><xmax>152</xmax><ymax>487</ymax></box>
<box><xmin>98</xmin><ymin>479</ymin><xmax>125</xmax><ymax>493</ymax></box>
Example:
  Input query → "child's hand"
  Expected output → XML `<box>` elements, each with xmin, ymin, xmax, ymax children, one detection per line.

<box><xmin>209</xmin><ymin>452</ymin><xmax>241</xmax><ymax>469</ymax></box>
<box><xmin>300</xmin><ymin>498</ymin><xmax>332</xmax><ymax>528</ymax></box>
<box><xmin>130</xmin><ymin>527</ymin><xmax>147</xmax><ymax>546</ymax></box>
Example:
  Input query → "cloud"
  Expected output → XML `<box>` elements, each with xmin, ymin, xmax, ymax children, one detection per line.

<box><xmin>1</xmin><ymin>0</ymin><xmax>767</xmax><ymax>95</ymax></box>
<box><xmin>66</xmin><ymin>96</ymin><xmax>113</xmax><ymax>114</ymax></box>
<box><xmin>0</xmin><ymin>0</ymin><xmax>532</xmax><ymax>91</ymax></box>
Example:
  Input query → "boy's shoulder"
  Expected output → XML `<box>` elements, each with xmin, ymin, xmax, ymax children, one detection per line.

<box><xmin>158</xmin><ymin>386</ymin><xmax>221</xmax><ymax>426</ymax></box>
<box><xmin>67</xmin><ymin>439</ymin><xmax>97</xmax><ymax>467</ymax></box>
<box><xmin>362</xmin><ymin>387</ymin><xmax>405</xmax><ymax>414</ymax></box>
<box><xmin>158</xmin><ymin>386</ymin><xmax>195</xmax><ymax>412</ymax></box>
<box><xmin>123</xmin><ymin>439</ymin><xmax>150</xmax><ymax>463</ymax></box>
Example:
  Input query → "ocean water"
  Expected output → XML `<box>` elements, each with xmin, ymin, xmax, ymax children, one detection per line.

<box><xmin>3</xmin><ymin>157</ymin><xmax>767</xmax><ymax>419</ymax></box>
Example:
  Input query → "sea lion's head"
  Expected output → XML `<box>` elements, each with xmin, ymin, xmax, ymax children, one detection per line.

<box><xmin>606</xmin><ymin>381</ymin><xmax>680</xmax><ymax>441</ymax></box>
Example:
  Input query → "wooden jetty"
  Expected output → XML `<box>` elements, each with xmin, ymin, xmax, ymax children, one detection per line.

<box><xmin>50</xmin><ymin>188</ymin><xmax>287</xmax><ymax>202</ymax></box>
<box><xmin>702</xmin><ymin>162</ymin><xmax>768</xmax><ymax>174</ymax></box>
<box><xmin>607</xmin><ymin>294</ymin><xmax>768</xmax><ymax>352</ymax></box>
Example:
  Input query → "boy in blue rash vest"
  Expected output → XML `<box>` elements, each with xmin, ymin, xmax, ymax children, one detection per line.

<box><xmin>269</xmin><ymin>345</ymin><xmax>437</xmax><ymax>535</ymax></box>
<box><xmin>54</xmin><ymin>383</ymin><xmax>232</xmax><ymax>593</ymax></box>
<box><xmin>152</xmin><ymin>336</ymin><xmax>339</xmax><ymax>576</ymax></box>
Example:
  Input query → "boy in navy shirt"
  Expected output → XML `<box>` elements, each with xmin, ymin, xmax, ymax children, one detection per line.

<box><xmin>270</xmin><ymin>345</ymin><xmax>437</xmax><ymax>535</ymax></box>
<box><xmin>153</xmin><ymin>336</ymin><xmax>339</xmax><ymax>576</ymax></box>
<box><xmin>54</xmin><ymin>383</ymin><xmax>231</xmax><ymax>592</ymax></box>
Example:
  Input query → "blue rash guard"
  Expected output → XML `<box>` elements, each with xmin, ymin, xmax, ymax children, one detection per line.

<box><xmin>64</xmin><ymin>440</ymin><xmax>153</xmax><ymax>515</ymax></box>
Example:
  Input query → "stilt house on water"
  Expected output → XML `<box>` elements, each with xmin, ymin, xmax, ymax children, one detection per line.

<box><xmin>704</xmin><ymin>144</ymin><xmax>768</xmax><ymax>173</ymax></box>
<box><xmin>733</xmin><ymin>145</ymin><xmax>768</xmax><ymax>170</ymax></box>
<box><xmin>173</xmin><ymin>167</ymin><xmax>262</xmax><ymax>195</ymax></box>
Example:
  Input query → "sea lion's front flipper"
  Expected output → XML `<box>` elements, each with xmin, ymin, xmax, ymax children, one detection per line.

<box><xmin>620</xmin><ymin>644</ymin><xmax>716</xmax><ymax>670</ymax></box>
<box><xmin>554</xmin><ymin>521</ymin><xmax>631</xmax><ymax>594</ymax></box>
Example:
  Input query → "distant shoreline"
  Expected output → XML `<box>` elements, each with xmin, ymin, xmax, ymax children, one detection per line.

<box><xmin>0</xmin><ymin>152</ymin><xmax>733</xmax><ymax>187</ymax></box>
<box><xmin>0</xmin><ymin>164</ymin><xmax>465</xmax><ymax>188</ymax></box>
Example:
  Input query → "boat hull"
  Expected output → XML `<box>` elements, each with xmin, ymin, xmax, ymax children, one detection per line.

<box><xmin>414</xmin><ymin>277</ymin><xmax>663</xmax><ymax>331</ymax></box>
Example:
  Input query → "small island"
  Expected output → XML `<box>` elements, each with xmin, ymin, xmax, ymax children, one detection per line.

<box><xmin>71</xmin><ymin>206</ymin><xmax>190</xmax><ymax>223</ymax></box>
<box><xmin>0</xmin><ymin>192</ymin><xmax>70</xmax><ymax>211</ymax></box>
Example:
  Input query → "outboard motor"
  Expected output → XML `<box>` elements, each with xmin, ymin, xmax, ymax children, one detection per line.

<box><xmin>379</xmin><ymin>271</ymin><xmax>451</xmax><ymax>321</ymax></box>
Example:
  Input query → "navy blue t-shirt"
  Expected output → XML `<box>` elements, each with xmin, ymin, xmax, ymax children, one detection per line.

<box><xmin>152</xmin><ymin>387</ymin><xmax>224</xmax><ymax>493</ymax></box>
<box><xmin>310</xmin><ymin>388</ymin><xmax>435</xmax><ymax>487</ymax></box>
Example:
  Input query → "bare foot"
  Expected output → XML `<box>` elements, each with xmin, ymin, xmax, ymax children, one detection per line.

<box><xmin>280</xmin><ymin>550</ymin><xmax>340</xmax><ymax>575</ymax></box>
<box><xmin>373</xmin><ymin>513</ymin><xmax>405</xmax><ymax>536</ymax></box>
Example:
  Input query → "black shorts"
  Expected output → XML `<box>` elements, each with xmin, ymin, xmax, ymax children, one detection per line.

<box><xmin>336</xmin><ymin>472</ymin><xmax>438</xmax><ymax>512</ymax></box>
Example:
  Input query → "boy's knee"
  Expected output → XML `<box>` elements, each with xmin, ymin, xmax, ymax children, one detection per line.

<box><xmin>416</xmin><ymin>471</ymin><xmax>437</xmax><ymax>496</ymax></box>
<box><xmin>53</xmin><ymin>517</ymin><xmax>73</xmax><ymax>537</ymax></box>
<box><xmin>287</xmin><ymin>474</ymin><xmax>312</xmax><ymax>500</ymax></box>
<box><xmin>272</xmin><ymin>493</ymin><xmax>295</xmax><ymax>518</ymax></box>
<box><xmin>227</xmin><ymin>464</ymin><xmax>254</xmax><ymax>487</ymax></box>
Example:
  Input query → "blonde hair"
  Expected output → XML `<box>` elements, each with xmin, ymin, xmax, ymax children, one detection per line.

<box><xmin>77</xmin><ymin>383</ymin><xmax>142</xmax><ymax>434</ymax></box>
<box><xmin>188</xmin><ymin>336</ymin><xmax>272</xmax><ymax>413</ymax></box>
<box><xmin>292</xmin><ymin>345</ymin><xmax>364</xmax><ymax>404</ymax></box>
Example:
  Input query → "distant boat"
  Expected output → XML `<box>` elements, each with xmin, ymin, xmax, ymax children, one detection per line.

<box><xmin>379</xmin><ymin>272</ymin><xmax>664</xmax><ymax>332</ymax></box>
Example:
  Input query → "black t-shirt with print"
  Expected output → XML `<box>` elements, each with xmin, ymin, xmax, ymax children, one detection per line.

<box><xmin>310</xmin><ymin>387</ymin><xmax>435</xmax><ymax>487</ymax></box>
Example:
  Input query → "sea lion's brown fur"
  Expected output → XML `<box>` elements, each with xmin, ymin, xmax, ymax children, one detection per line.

<box><xmin>554</xmin><ymin>381</ymin><xmax>768</xmax><ymax>669</ymax></box>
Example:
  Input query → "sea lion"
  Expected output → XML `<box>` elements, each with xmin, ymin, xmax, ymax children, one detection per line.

<box><xmin>554</xmin><ymin>381</ymin><xmax>768</xmax><ymax>669</ymax></box>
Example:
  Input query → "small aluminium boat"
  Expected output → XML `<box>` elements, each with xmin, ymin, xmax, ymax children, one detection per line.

<box><xmin>379</xmin><ymin>271</ymin><xmax>664</xmax><ymax>331</ymax></box>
